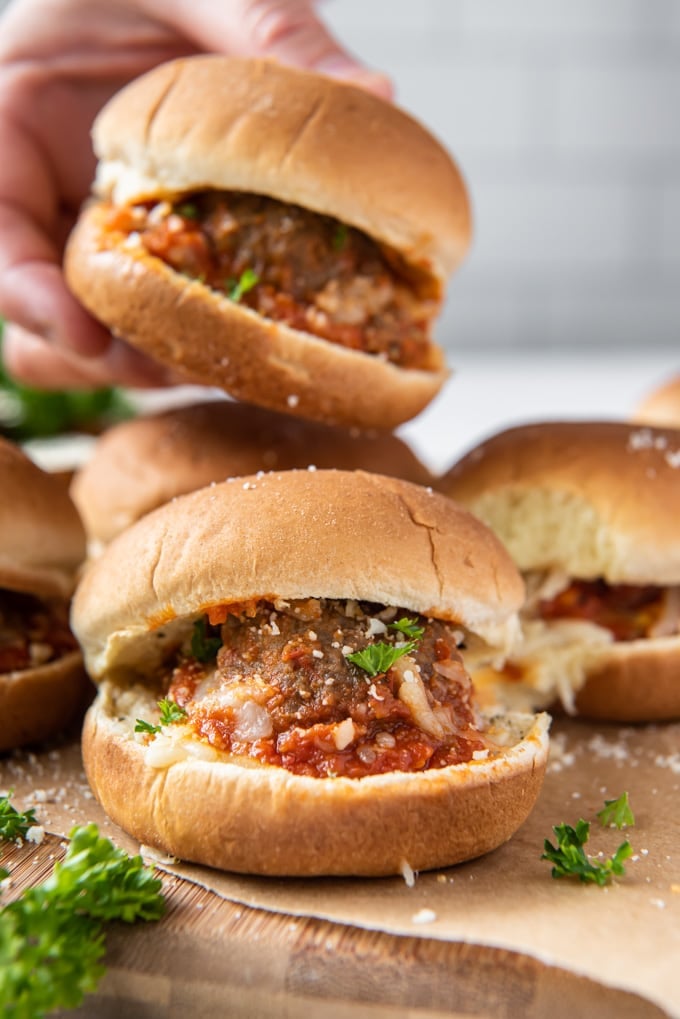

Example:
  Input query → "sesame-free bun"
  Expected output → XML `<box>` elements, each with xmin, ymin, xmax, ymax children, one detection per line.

<box><xmin>440</xmin><ymin>421</ymin><xmax>680</xmax><ymax>586</ymax></box>
<box><xmin>64</xmin><ymin>56</ymin><xmax>470</xmax><ymax>429</ymax></box>
<box><xmin>0</xmin><ymin>438</ymin><xmax>91</xmax><ymax>749</ymax></box>
<box><xmin>0</xmin><ymin>438</ymin><xmax>86</xmax><ymax>599</ymax></box>
<box><xmin>73</xmin><ymin>469</ymin><xmax>547</xmax><ymax>876</ymax></box>
<box><xmin>632</xmin><ymin>374</ymin><xmax>680</xmax><ymax>429</ymax></box>
<box><xmin>440</xmin><ymin>422</ymin><xmax>680</xmax><ymax>722</ymax></box>
<box><xmin>70</xmin><ymin>400</ymin><xmax>433</xmax><ymax>548</ymax></box>
<box><xmin>72</xmin><ymin>470</ymin><xmax>525</xmax><ymax>681</ymax></box>
<box><xmin>83</xmin><ymin>680</ymin><xmax>549</xmax><ymax>877</ymax></box>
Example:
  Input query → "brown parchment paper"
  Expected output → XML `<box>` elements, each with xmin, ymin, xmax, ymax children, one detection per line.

<box><xmin>2</xmin><ymin>718</ymin><xmax>679</xmax><ymax>1017</ymax></box>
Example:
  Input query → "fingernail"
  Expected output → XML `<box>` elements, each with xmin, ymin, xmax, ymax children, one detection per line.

<box><xmin>315</xmin><ymin>59</ymin><xmax>393</xmax><ymax>99</ymax></box>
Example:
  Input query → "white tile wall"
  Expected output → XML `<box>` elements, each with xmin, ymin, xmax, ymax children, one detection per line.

<box><xmin>323</xmin><ymin>0</ymin><xmax>680</xmax><ymax>353</ymax></box>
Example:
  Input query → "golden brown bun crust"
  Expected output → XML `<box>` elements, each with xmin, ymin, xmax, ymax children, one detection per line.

<box><xmin>574</xmin><ymin>638</ymin><xmax>680</xmax><ymax>722</ymax></box>
<box><xmin>0</xmin><ymin>438</ymin><xmax>86</xmax><ymax>598</ymax></box>
<box><xmin>70</xmin><ymin>400</ymin><xmax>433</xmax><ymax>546</ymax></box>
<box><xmin>71</xmin><ymin>470</ymin><xmax>525</xmax><ymax>680</ymax></box>
<box><xmin>0</xmin><ymin>652</ymin><xmax>92</xmax><ymax>752</ymax></box>
<box><xmin>632</xmin><ymin>375</ymin><xmax>680</xmax><ymax>429</ymax></box>
<box><xmin>91</xmin><ymin>56</ymin><xmax>471</xmax><ymax>282</ymax></box>
<box><xmin>82</xmin><ymin>681</ymin><xmax>549</xmax><ymax>876</ymax></box>
<box><xmin>440</xmin><ymin>421</ymin><xmax>680</xmax><ymax>585</ymax></box>
<box><xmin>65</xmin><ymin>203</ymin><xmax>448</xmax><ymax>430</ymax></box>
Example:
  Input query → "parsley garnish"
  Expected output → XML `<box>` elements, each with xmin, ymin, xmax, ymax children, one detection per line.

<box><xmin>0</xmin><ymin>811</ymin><xmax>164</xmax><ymax>1016</ymax></box>
<box><xmin>174</xmin><ymin>201</ymin><xmax>198</xmax><ymax>220</ymax></box>
<box><xmin>0</xmin><ymin>794</ymin><xmax>38</xmax><ymax>842</ymax></box>
<box><xmin>389</xmin><ymin>617</ymin><xmax>425</xmax><ymax>640</ymax></box>
<box><xmin>346</xmin><ymin>640</ymin><xmax>418</xmax><ymax>678</ymax></box>
<box><xmin>190</xmin><ymin>617</ymin><xmax>222</xmax><ymax>663</ymax></box>
<box><xmin>135</xmin><ymin>698</ymin><xmax>187</xmax><ymax>735</ymax></box>
<box><xmin>332</xmin><ymin>223</ymin><xmax>348</xmax><ymax>251</ymax></box>
<box><xmin>597</xmin><ymin>791</ymin><xmax>635</xmax><ymax>829</ymax></box>
<box><xmin>227</xmin><ymin>268</ymin><xmax>259</xmax><ymax>302</ymax></box>
<box><xmin>542</xmin><ymin>802</ymin><xmax>634</xmax><ymax>886</ymax></box>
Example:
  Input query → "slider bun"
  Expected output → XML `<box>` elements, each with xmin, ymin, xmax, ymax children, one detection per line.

<box><xmin>440</xmin><ymin>422</ymin><xmax>680</xmax><ymax>722</ymax></box>
<box><xmin>64</xmin><ymin>55</ymin><xmax>468</xmax><ymax>429</ymax></box>
<box><xmin>70</xmin><ymin>400</ymin><xmax>433</xmax><ymax>547</ymax></box>
<box><xmin>65</xmin><ymin>202</ymin><xmax>448</xmax><ymax>431</ymax></box>
<box><xmin>440</xmin><ymin>421</ymin><xmax>680</xmax><ymax>585</ymax></box>
<box><xmin>632</xmin><ymin>375</ymin><xmax>680</xmax><ymax>429</ymax></box>
<box><xmin>0</xmin><ymin>438</ymin><xmax>86</xmax><ymax>599</ymax></box>
<box><xmin>0</xmin><ymin>438</ymin><xmax>90</xmax><ymax>749</ymax></box>
<box><xmin>83</xmin><ymin>681</ymin><xmax>549</xmax><ymax>877</ymax></box>
<box><xmin>90</xmin><ymin>56</ymin><xmax>471</xmax><ymax>284</ymax></box>
<box><xmin>0</xmin><ymin>652</ymin><xmax>91</xmax><ymax>752</ymax></box>
<box><xmin>72</xmin><ymin>469</ymin><xmax>525</xmax><ymax>682</ymax></box>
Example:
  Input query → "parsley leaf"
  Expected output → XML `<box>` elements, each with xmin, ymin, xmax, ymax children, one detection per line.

<box><xmin>542</xmin><ymin>819</ymin><xmax>632</xmax><ymax>886</ymax></box>
<box><xmin>0</xmin><ymin>816</ymin><xmax>164</xmax><ymax>1017</ymax></box>
<box><xmin>135</xmin><ymin>698</ymin><xmax>187</xmax><ymax>735</ymax></box>
<box><xmin>0</xmin><ymin>795</ymin><xmax>38</xmax><ymax>842</ymax></box>
<box><xmin>597</xmin><ymin>791</ymin><xmax>635</xmax><ymax>830</ymax></box>
<box><xmin>158</xmin><ymin>699</ymin><xmax>187</xmax><ymax>726</ymax></box>
<box><xmin>346</xmin><ymin>640</ymin><xmax>418</xmax><ymax>678</ymax></box>
<box><xmin>228</xmin><ymin>268</ymin><xmax>259</xmax><ymax>302</ymax></box>
<box><xmin>190</xmin><ymin>617</ymin><xmax>222</xmax><ymax>663</ymax></box>
<box><xmin>332</xmin><ymin>223</ymin><xmax>348</xmax><ymax>251</ymax></box>
<box><xmin>389</xmin><ymin>617</ymin><xmax>425</xmax><ymax>640</ymax></box>
<box><xmin>174</xmin><ymin>201</ymin><xmax>198</xmax><ymax>219</ymax></box>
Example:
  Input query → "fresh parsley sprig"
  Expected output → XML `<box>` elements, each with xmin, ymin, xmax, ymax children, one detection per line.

<box><xmin>346</xmin><ymin>640</ymin><xmax>419</xmax><ymax>678</ymax></box>
<box><xmin>389</xmin><ymin>617</ymin><xmax>425</xmax><ymax>640</ymax></box>
<box><xmin>0</xmin><ymin>794</ymin><xmax>38</xmax><ymax>843</ymax></box>
<box><xmin>190</xmin><ymin>616</ymin><xmax>222</xmax><ymax>663</ymax></box>
<box><xmin>542</xmin><ymin>794</ymin><xmax>635</xmax><ymax>886</ymax></box>
<box><xmin>227</xmin><ymin>268</ymin><xmax>259</xmax><ymax>302</ymax></box>
<box><xmin>0</xmin><ymin>808</ymin><xmax>165</xmax><ymax>1018</ymax></box>
<box><xmin>597</xmin><ymin>791</ymin><xmax>635</xmax><ymax>829</ymax></box>
<box><xmin>134</xmin><ymin>697</ymin><xmax>187</xmax><ymax>736</ymax></box>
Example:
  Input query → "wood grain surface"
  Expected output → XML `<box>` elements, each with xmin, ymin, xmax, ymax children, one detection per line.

<box><xmin>1</xmin><ymin>832</ymin><xmax>669</xmax><ymax>1019</ymax></box>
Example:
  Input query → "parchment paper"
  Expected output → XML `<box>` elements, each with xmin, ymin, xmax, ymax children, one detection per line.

<box><xmin>2</xmin><ymin>717</ymin><xmax>678</xmax><ymax>1016</ymax></box>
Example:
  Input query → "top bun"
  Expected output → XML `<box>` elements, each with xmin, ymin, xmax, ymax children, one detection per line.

<box><xmin>0</xmin><ymin>438</ymin><xmax>86</xmax><ymax>598</ymax></box>
<box><xmin>92</xmin><ymin>56</ymin><xmax>471</xmax><ymax>284</ymax></box>
<box><xmin>72</xmin><ymin>470</ymin><xmax>524</xmax><ymax>680</ymax></box>
<box><xmin>632</xmin><ymin>375</ymin><xmax>680</xmax><ymax>430</ymax></box>
<box><xmin>70</xmin><ymin>400</ymin><xmax>433</xmax><ymax>547</ymax></box>
<box><xmin>440</xmin><ymin>421</ymin><xmax>680</xmax><ymax>585</ymax></box>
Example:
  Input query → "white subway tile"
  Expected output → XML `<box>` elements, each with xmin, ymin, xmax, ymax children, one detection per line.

<box><xmin>454</xmin><ymin>0</ymin><xmax>645</xmax><ymax>39</ymax></box>
<box><xmin>555</xmin><ymin>64</ymin><xmax>680</xmax><ymax>153</ymax></box>
<box><xmin>659</xmin><ymin>186</ymin><xmax>680</xmax><ymax>263</ymax></box>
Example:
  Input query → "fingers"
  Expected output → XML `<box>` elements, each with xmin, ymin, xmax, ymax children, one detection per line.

<box><xmin>2</xmin><ymin>324</ymin><xmax>178</xmax><ymax>389</ymax></box>
<box><xmin>151</xmin><ymin>0</ymin><xmax>393</xmax><ymax>98</ymax></box>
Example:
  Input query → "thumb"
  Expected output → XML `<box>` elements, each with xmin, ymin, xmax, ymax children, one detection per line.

<box><xmin>155</xmin><ymin>0</ymin><xmax>393</xmax><ymax>99</ymax></box>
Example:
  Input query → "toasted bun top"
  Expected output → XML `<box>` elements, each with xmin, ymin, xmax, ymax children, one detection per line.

<box><xmin>72</xmin><ymin>470</ymin><xmax>524</xmax><ymax>680</ymax></box>
<box><xmin>440</xmin><ymin>421</ymin><xmax>680</xmax><ymax>585</ymax></box>
<box><xmin>0</xmin><ymin>438</ymin><xmax>86</xmax><ymax>598</ymax></box>
<box><xmin>632</xmin><ymin>375</ymin><xmax>680</xmax><ymax>429</ymax></box>
<box><xmin>92</xmin><ymin>56</ymin><xmax>471</xmax><ymax>284</ymax></box>
<box><xmin>70</xmin><ymin>400</ymin><xmax>432</xmax><ymax>546</ymax></box>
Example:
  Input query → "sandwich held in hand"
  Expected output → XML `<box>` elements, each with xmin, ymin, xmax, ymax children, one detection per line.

<box><xmin>72</xmin><ymin>470</ymin><xmax>549</xmax><ymax>877</ymax></box>
<box><xmin>70</xmin><ymin>399</ymin><xmax>432</xmax><ymax>551</ymax></box>
<box><xmin>0</xmin><ymin>438</ymin><xmax>90</xmax><ymax>750</ymax></box>
<box><xmin>64</xmin><ymin>56</ymin><xmax>471</xmax><ymax>430</ymax></box>
<box><xmin>441</xmin><ymin>422</ymin><xmax>680</xmax><ymax>722</ymax></box>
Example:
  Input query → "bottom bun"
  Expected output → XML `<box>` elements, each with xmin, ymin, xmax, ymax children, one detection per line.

<box><xmin>83</xmin><ymin>680</ymin><xmax>549</xmax><ymax>877</ymax></box>
<box><xmin>573</xmin><ymin>637</ymin><xmax>680</xmax><ymax>722</ymax></box>
<box><xmin>0</xmin><ymin>652</ymin><xmax>92</xmax><ymax>752</ymax></box>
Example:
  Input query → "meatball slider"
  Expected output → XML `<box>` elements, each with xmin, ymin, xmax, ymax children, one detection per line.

<box><xmin>0</xmin><ymin>438</ymin><xmax>90</xmax><ymax>750</ymax></box>
<box><xmin>73</xmin><ymin>470</ymin><xmax>549</xmax><ymax>877</ymax></box>
<box><xmin>70</xmin><ymin>399</ymin><xmax>432</xmax><ymax>552</ymax></box>
<box><xmin>441</xmin><ymin>422</ymin><xmax>680</xmax><ymax>722</ymax></box>
<box><xmin>64</xmin><ymin>56</ymin><xmax>471</xmax><ymax>430</ymax></box>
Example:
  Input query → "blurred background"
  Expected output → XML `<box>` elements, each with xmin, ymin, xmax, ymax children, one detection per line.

<box><xmin>323</xmin><ymin>0</ymin><xmax>680</xmax><ymax>355</ymax></box>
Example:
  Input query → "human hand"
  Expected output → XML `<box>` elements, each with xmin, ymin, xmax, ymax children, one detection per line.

<box><xmin>0</xmin><ymin>0</ymin><xmax>391</xmax><ymax>389</ymax></box>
